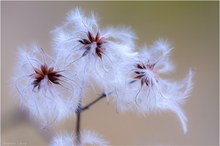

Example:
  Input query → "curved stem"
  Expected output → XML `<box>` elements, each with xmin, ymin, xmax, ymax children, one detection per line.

<box><xmin>75</xmin><ymin>93</ymin><xmax>107</xmax><ymax>145</ymax></box>
<box><xmin>81</xmin><ymin>93</ymin><xmax>106</xmax><ymax>111</ymax></box>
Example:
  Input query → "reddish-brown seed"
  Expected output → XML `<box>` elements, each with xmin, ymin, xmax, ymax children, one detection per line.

<box><xmin>78</xmin><ymin>31</ymin><xmax>105</xmax><ymax>58</ymax></box>
<box><xmin>132</xmin><ymin>63</ymin><xmax>157</xmax><ymax>87</ymax></box>
<box><xmin>32</xmin><ymin>64</ymin><xmax>62</xmax><ymax>90</ymax></box>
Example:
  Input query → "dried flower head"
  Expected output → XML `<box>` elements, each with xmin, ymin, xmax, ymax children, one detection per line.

<box><xmin>13</xmin><ymin>45</ymin><xmax>80</xmax><ymax>127</ymax></box>
<box><xmin>52</xmin><ymin>8</ymin><xmax>137</xmax><ymax>95</ymax></box>
<box><xmin>50</xmin><ymin>133</ymin><xmax>73</xmax><ymax>146</ymax></box>
<box><xmin>113</xmin><ymin>40</ymin><xmax>194</xmax><ymax>133</ymax></box>
<box><xmin>50</xmin><ymin>131</ymin><xmax>108</xmax><ymax>146</ymax></box>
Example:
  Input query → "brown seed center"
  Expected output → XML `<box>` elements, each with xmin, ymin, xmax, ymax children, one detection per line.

<box><xmin>130</xmin><ymin>63</ymin><xmax>157</xmax><ymax>86</ymax></box>
<box><xmin>32</xmin><ymin>64</ymin><xmax>62</xmax><ymax>90</ymax></box>
<box><xmin>78</xmin><ymin>31</ymin><xmax>105</xmax><ymax>58</ymax></box>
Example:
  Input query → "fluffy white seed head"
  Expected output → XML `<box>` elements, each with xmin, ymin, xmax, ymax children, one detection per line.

<box><xmin>50</xmin><ymin>131</ymin><xmax>108</xmax><ymax>146</ymax></box>
<box><xmin>13</xmin><ymin>45</ymin><xmax>81</xmax><ymax>127</ymax></box>
<box><xmin>81</xmin><ymin>130</ymin><xmax>108</xmax><ymax>146</ymax></box>
<box><xmin>50</xmin><ymin>133</ymin><xmax>74</xmax><ymax>146</ymax></box>
<box><xmin>111</xmin><ymin>40</ymin><xmax>194</xmax><ymax>133</ymax></box>
<box><xmin>52</xmin><ymin>8</ymin><xmax>137</xmax><ymax>96</ymax></box>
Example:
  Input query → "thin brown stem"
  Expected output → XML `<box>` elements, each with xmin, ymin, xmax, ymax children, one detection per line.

<box><xmin>81</xmin><ymin>93</ymin><xmax>106</xmax><ymax>111</ymax></box>
<box><xmin>76</xmin><ymin>103</ymin><xmax>81</xmax><ymax>145</ymax></box>
<box><xmin>75</xmin><ymin>93</ymin><xmax>107</xmax><ymax>145</ymax></box>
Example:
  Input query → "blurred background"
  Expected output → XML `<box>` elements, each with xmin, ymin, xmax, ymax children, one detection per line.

<box><xmin>1</xmin><ymin>1</ymin><xmax>219</xmax><ymax>146</ymax></box>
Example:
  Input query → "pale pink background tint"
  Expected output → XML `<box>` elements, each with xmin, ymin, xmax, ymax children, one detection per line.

<box><xmin>1</xmin><ymin>1</ymin><xmax>219</xmax><ymax>145</ymax></box>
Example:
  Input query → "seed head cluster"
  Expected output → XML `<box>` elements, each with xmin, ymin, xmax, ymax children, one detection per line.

<box><xmin>13</xmin><ymin>8</ymin><xmax>194</xmax><ymax>146</ymax></box>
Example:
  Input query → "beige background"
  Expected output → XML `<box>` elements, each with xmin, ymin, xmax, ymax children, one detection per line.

<box><xmin>1</xmin><ymin>1</ymin><xmax>219</xmax><ymax>146</ymax></box>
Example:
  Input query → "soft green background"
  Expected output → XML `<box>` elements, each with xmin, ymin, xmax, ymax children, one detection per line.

<box><xmin>2</xmin><ymin>1</ymin><xmax>219</xmax><ymax>145</ymax></box>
